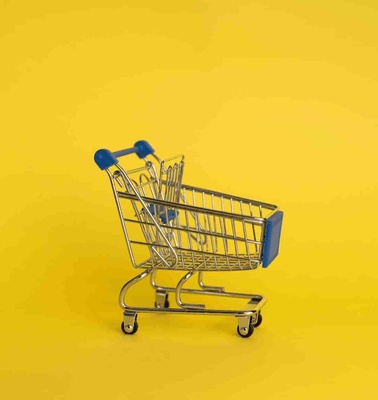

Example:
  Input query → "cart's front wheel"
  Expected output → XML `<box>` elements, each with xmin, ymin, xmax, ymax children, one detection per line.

<box><xmin>237</xmin><ymin>323</ymin><xmax>254</xmax><ymax>338</ymax></box>
<box><xmin>253</xmin><ymin>312</ymin><xmax>263</xmax><ymax>328</ymax></box>
<box><xmin>121</xmin><ymin>321</ymin><xmax>139</xmax><ymax>335</ymax></box>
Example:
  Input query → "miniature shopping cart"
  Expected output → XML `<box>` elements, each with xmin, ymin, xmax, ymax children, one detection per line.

<box><xmin>94</xmin><ymin>140</ymin><xmax>283</xmax><ymax>338</ymax></box>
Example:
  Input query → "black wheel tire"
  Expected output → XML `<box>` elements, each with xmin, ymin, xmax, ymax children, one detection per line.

<box><xmin>121</xmin><ymin>321</ymin><xmax>138</xmax><ymax>335</ymax></box>
<box><xmin>253</xmin><ymin>313</ymin><xmax>263</xmax><ymax>328</ymax></box>
<box><xmin>237</xmin><ymin>323</ymin><xmax>254</xmax><ymax>338</ymax></box>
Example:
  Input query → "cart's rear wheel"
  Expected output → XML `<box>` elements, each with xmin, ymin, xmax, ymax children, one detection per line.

<box><xmin>253</xmin><ymin>312</ymin><xmax>263</xmax><ymax>328</ymax></box>
<box><xmin>237</xmin><ymin>322</ymin><xmax>254</xmax><ymax>338</ymax></box>
<box><xmin>157</xmin><ymin>299</ymin><xmax>169</xmax><ymax>308</ymax></box>
<box><xmin>154</xmin><ymin>293</ymin><xmax>170</xmax><ymax>309</ymax></box>
<box><xmin>121</xmin><ymin>321</ymin><xmax>138</xmax><ymax>335</ymax></box>
<box><xmin>154</xmin><ymin>299</ymin><xmax>170</xmax><ymax>308</ymax></box>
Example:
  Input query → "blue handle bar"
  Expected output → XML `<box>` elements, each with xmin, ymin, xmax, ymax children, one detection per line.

<box><xmin>94</xmin><ymin>140</ymin><xmax>154</xmax><ymax>170</ymax></box>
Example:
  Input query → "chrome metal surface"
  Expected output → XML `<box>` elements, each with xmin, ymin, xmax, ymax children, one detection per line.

<box><xmin>98</xmin><ymin>147</ymin><xmax>279</xmax><ymax>334</ymax></box>
<box><xmin>123</xmin><ymin>312</ymin><xmax>137</xmax><ymax>333</ymax></box>
<box><xmin>198</xmin><ymin>272</ymin><xmax>224</xmax><ymax>293</ymax></box>
<box><xmin>176</xmin><ymin>271</ymin><xmax>206</xmax><ymax>310</ymax></box>
<box><xmin>155</xmin><ymin>290</ymin><xmax>168</xmax><ymax>308</ymax></box>
<box><xmin>118</xmin><ymin>264</ymin><xmax>267</xmax><ymax>317</ymax></box>
<box><xmin>237</xmin><ymin>316</ymin><xmax>251</xmax><ymax>332</ymax></box>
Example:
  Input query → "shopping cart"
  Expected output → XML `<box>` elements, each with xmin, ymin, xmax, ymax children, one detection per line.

<box><xmin>94</xmin><ymin>140</ymin><xmax>283</xmax><ymax>338</ymax></box>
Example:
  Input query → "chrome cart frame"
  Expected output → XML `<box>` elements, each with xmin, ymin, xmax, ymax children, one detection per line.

<box><xmin>94</xmin><ymin>140</ymin><xmax>283</xmax><ymax>338</ymax></box>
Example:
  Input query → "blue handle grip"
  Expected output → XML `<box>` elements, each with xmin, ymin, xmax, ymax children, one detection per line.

<box><xmin>94</xmin><ymin>140</ymin><xmax>154</xmax><ymax>170</ymax></box>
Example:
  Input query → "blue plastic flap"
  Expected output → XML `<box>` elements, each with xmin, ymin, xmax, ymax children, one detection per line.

<box><xmin>146</xmin><ymin>204</ymin><xmax>178</xmax><ymax>223</ymax></box>
<box><xmin>160</xmin><ymin>210</ymin><xmax>178</xmax><ymax>224</ymax></box>
<box><xmin>262</xmin><ymin>211</ymin><xmax>284</xmax><ymax>268</ymax></box>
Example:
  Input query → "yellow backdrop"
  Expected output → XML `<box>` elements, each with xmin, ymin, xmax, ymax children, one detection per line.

<box><xmin>1</xmin><ymin>1</ymin><xmax>377</xmax><ymax>398</ymax></box>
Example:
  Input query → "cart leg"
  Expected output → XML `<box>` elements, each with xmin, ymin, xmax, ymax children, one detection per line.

<box><xmin>119</xmin><ymin>268</ymin><xmax>153</xmax><ymax>310</ymax></box>
<box><xmin>150</xmin><ymin>270</ymin><xmax>170</xmax><ymax>308</ymax></box>
<box><xmin>150</xmin><ymin>269</ymin><xmax>168</xmax><ymax>292</ymax></box>
<box><xmin>198</xmin><ymin>272</ymin><xmax>224</xmax><ymax>293</ymax></box>
<box><xmin>176</xmin><ymin>271</ymin><xmax>206</xmax><ymax>310</ymax></box>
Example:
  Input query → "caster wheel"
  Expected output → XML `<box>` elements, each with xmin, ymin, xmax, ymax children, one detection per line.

<box><xmin>154</xmin><ymin>294</ymin><xmax>169</xmax><ymax>308</ymax></box>
<box><xmin>237</xmin><ymin>323</ymin><xmax>254</xmax><ymax>338</ymax></box>
<box><xmin>121</xmin><ymin>321</ymin><xmax>138</xmax><ymax>335</ymax></box>
<box><xmin>154</xmin><ymin>299</ymin><xmax>170</xmax><ymax>308</ymax></box>
<box><xmin>253</xmin><ymin>313</ymin><xmax>263</xmax><ymax>328</ymax></box>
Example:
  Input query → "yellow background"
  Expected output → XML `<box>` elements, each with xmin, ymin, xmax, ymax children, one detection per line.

<box><xmin>1</xmin><ymin>0</ymin><xmax>377</xmax><ymax>398</ymax></box>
